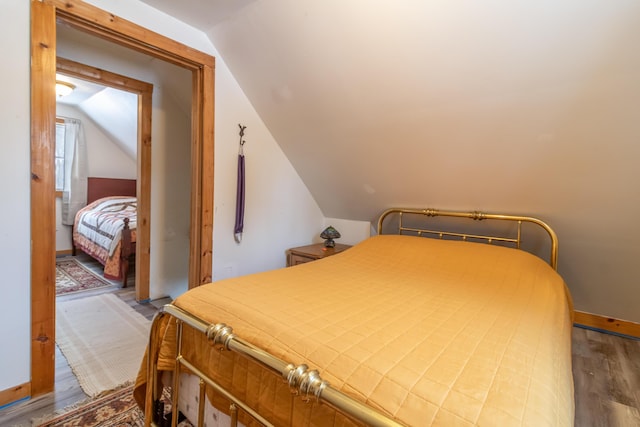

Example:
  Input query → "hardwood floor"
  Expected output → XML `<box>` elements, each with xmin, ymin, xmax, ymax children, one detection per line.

<box><xmin>0</xmin><ymin>254</ymin><xmax>170</xmax><ymax>427</ymax></box>
<box><xmin>1</xmin><ymin>259</ymin><xmax>638</xmax><ymax>427</ymax></box>
<box><xmin>572</xmin><ymin>326</ymin><xmax>640</xmax><ymax>426</ymax></box>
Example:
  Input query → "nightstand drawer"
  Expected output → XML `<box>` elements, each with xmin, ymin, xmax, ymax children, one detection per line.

<box><xmin>286</xmin><ymin>243</ymin><xmax>351</xmax><ymax>267</ymax></box>
<box><xmin>288</xmin><ymin>253</ymin><xmax>316</xmax><ymax>266</ymax></box>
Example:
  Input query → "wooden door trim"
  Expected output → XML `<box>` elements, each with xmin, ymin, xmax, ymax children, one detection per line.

<box><xmin>30</xmin><ymin>0</ymin><xmax>57</xmax><ymax>397</ymax></box>
<box><xmin>57</xmin><ymin>57</ymin><xmax>153</xmax><ymax>303</ymax></box>
<box><xmin>30</xmin><ymin>0</ymin><xmax>215</xmax><ymax>396</ymax></box>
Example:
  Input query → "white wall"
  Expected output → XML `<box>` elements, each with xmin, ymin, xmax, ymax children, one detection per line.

<box><xmin>0</xmin><ymin>0</ymin><xmax>324</xmax><ymax>397</ymax></box>
<box><xmin>54</xmin><ymin>103</ymin><xmax>137</xmax><ymax>252</ymax></box>
<box><xmin>317</xmin><ymin>218</ymin><xmax>371</xmax><ymax>246</ymax></box>
<box><xmin>80</xmin><ymin>0</ymin><xmax>327</xmax><ymax>296</ymax></box>
<box><xmin>0</xmin><ymin>0</ymin><xmax>31</xmax><ymax>394</ymax></box>
<box><xmin>56</xmin><ymin>25</ymin><xmax>197</xmax><ymax>300</ymax></box>
<box><xmin>144</xmin><ymin>85</ymin><xmax>192</xmax><ymax>298</ymax></box>
<box><xmin>205</xmin><ymin>1</ymin><xmax>640</xmax><ymax>324</ymax></box>
<box><xmin>209</xmin><ymin>70</ymin><xmax>325</xmax><ymax>281</ymax></box>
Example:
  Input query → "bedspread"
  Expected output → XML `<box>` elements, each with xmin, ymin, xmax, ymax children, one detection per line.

<box><xmin>135</xmin><ymin>235</ymin><xmax>574</xmax><ymax>426</ymax></box>
<box><xmin>73</xmin><ymin>196</ymin><xmax>137</xmax><ymax>280</ymax></box>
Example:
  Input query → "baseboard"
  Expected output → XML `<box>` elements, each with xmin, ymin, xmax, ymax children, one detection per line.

<box><xmin>56</xmin><ymin>249</ymin><xmax>73</xmax><ymax>256</ymax></box>
<box><xmin>574</xmin><ymin>310</ymin><xmax>640</xmax><ymax>339</ymax></box>
<box><xmin>0</xmin><ymin>382</ymin><xmax>30</xmax><ymax>409</ymax></box>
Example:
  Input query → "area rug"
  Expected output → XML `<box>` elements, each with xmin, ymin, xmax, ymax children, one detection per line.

<box><xmin>56</xmin><ymin>257</ymin><xmax>113</xmax><ymax>295</ymax></box>
<box><xmin>56</xmin><ymin>293</ymin><xmax>151</xmax><ymax>397</ymax></box>
<box><xmin>35</xmin><ymin>385</ymin><xmax>144</xmax><ymax>427</ymax></box>
<box><xmin>34</xmin><ymin>385</ymin><xmax>193</xmax><ymax>427</ymax></box>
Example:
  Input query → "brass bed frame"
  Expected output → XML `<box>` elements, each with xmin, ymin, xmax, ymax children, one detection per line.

<box><xmin>377</xmin><ymin>208</ymin><xmax>558</xmax><ymax>270</ymax></box>
<box><xmin>144</xmin><ymin>208</ymin><xmax>560</xmax><ymax>427</ymax></box>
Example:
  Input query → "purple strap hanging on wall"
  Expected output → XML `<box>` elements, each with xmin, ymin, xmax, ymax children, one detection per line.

<box><xmin>234</xmin><ymin>124</ymin><xmax>246</xmax><ymax>243</ymax></box>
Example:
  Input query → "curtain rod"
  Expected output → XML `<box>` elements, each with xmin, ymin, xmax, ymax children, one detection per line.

<box><xmin>56</xmin><ymin>115</ymin><xmax>81</xmax><ymax>124</ymax></box>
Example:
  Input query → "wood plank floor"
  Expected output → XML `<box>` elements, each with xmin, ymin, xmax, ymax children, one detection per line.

<box><xmin>0</xmin><ymin>256</ymin><xmax>638</xmax><ymax>426</ymax></box>
<box><xmin>0</xmin><ymin>255</ymin><xmax>170</xmax><ymax>427</ymax></box>
<box><xmin>572</xmin><ymin>327</ymin><xmax>640</xmax><ymax>426</ymax></box>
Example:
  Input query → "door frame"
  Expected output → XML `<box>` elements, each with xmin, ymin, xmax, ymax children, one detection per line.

<box><xmin>56</xmin><ymin>57</ymin><xmax>153</xmax><ymax>303</ymax></box>
<box><xmin>31</xmin><ymin>0</ymin><xmax>215</xmax><ymax>396</ymax></box>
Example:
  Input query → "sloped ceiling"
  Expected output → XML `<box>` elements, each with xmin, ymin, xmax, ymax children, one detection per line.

<box><xmin>139</xmin><ymin>0</ymin><xmax>640</xmax><ymax>224</ymax></box>
<box><xmin>57</xmin><ymin>78</ymin><xmax>139</xmax><ymax>159</ymax></box>
<box><xmin>124</xmin><ymin>1</ymin><xmax>640</xmax><ymax>322</ymax></box>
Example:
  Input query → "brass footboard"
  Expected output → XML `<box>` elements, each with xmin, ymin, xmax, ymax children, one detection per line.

<box><xmin>144</xmin><ymin>304</ymin><xmax>405</xmax><ymax>427</ymax></box>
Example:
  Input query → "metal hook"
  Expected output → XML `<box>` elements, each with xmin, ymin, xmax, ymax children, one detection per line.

<box><xmin>238</xmin><ymin>124</ymin><xmax>247</xmax><ymax>155</ymax></box>
<box><xmin>238</xmin><ymin>124</ymin><xmax>247</xmax><ymax>146</ymax></box>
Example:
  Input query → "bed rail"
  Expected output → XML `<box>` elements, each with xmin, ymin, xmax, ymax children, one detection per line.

<box><xmin>377</xmin><ymin>208</ymin><xmax>558</xmax><ymax>270</ymax></box>
<box><xmin>145</xmin><ymin>304</ymin><xmax>405</xmax><ymax>427</ymax></box>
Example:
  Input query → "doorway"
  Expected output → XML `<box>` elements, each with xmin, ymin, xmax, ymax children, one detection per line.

<box><xmin>30</xmin><ymin>0</ymin><xmax>215</xmax><ymax>397</ymax></box>
<box><xmin>55</xmin><ymin>56</ymin><xmax>152</xmax><ymax>300</ymax></box>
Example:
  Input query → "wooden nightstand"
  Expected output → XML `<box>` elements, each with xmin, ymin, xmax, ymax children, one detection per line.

<box><xmin>286</xmin><ymin>243</ymin><xmax>351</xmax><ymax>267</ymax></box>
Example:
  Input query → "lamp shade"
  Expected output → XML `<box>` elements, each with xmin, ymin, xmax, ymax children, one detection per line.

<box><xmin>320</xmin><ymin>226</ymin><xmax>341</xmax><ymax>248</ymax></box>
<box><xmin>56</xmin><ymin>81</ymin><xmax>75</xmax><ymax>98</ymax></box>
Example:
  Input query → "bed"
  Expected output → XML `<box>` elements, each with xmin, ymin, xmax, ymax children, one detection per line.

<box><xmin>134</xmin><ymin>208</ymin><xmax>574</xmax><ymax>426</ymax></box>
<box><xmin>72</xmin><ymin>177</ymin><xmax>137</xmax><ymax>286</ymax></box>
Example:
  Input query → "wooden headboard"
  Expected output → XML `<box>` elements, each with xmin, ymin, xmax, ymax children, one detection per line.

<box><xmin>87</xmin><ymin>177</ymin><xmax>136</xmax><ymax>204</ymax></box>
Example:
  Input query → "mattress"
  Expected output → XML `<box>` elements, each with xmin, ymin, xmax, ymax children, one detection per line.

<box><xmin>135</xmin><ymin>234</ymin><xmax>574</xmax><ymax>426</ymax></box>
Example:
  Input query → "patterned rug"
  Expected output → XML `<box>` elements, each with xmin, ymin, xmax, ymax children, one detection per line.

<box><xmin>56</xmin><ymin>257</ymin><xmax>114</xmax><ymax>295</ymax></box>
<box><xmin>34</xmin><ymin>385</ymin><xmax>192</xmax><ymax>427</ymax></box>
<box><xmin>35</xmin><ymin>385</ymin><xmax>144</xmax><ymax>427</ymax></box>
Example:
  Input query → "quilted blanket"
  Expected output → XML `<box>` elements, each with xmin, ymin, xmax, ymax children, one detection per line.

<box><xmin>135</xmin><ymin>235</ymin><xmax>574</xmax><ymax>426</ymax></box>
<box><xmin>73</xmin><ymin>196</ymin><xmax>136</xmax><ymax>280</ymax></box>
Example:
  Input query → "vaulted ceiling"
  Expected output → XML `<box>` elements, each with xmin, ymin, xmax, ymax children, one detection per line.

<box><xmin>139</xmin><ymin>1</ymin><xmax>640</xmax><ymax>223</ymax></box>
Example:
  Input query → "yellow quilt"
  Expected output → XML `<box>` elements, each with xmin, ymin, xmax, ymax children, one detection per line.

<box><xmin>135</xmin><ymin>235</ymin><xmax>574</xmax><ymax>426</ymax></box>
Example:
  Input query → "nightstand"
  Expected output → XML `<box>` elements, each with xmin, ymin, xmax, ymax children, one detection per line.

<box><xmin>286</xmin><ymin>243</ymin><xmax>351</xmax><ymax>267</ymax></box>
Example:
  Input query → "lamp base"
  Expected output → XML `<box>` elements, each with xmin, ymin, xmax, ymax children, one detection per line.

<box><xmin>323</xmin><ymin>238</ymin><xmax>335</xmax><ymax>248</ymax></box>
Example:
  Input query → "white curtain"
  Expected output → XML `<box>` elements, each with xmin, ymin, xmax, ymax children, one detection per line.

<box><xmin>61</xmin><ymin>119</ymin><xmax>88</xmax><ymax>225</ymax></box>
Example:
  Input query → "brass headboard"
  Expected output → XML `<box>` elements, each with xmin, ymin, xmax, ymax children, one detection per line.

<box><xmin>377</xmin><ymin>208</ymin><xmax>558</xmax><ymax>270</ymax></box>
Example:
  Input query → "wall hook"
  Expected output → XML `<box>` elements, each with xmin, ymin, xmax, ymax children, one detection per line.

<box><xmin>238</xmin><ymin>124</ymin><xmax>247</xmax><ymax>146</ymax></box>
<box><xmin>238</xmin><ymin>124</ymin><xmax>247</xmax><ymax>156</ymax></box>
<box><xmin>238</xmin><ymin>123</ymin><xmax>247</xmax><ymax>156</ymax></box>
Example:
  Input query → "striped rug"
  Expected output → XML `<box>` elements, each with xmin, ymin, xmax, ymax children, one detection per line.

<box><xmin>56</xmin><ymin>293</ymin><xmax>151</xmax><ymax>397</ymax></box>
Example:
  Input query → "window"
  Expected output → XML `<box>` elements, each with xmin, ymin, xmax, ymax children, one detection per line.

<box><xmin>55</xmin><ymin>118</ymin><xmax>66</xmax><ymax>192</ymax></box>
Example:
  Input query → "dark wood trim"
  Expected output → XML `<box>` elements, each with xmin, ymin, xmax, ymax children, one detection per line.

<box><xmin>189</xmin><ymin>61</ymin><xmax>215</xmax><ymax>287</ymax></box>
<box><xmin>31</xmin><ymin>0</ymin><xmax>57</xmax><ymax>397</ymax></box>
<box><xmin>573</xmin><ymin>311</ymin><xmax>640</xmax><ymax>338</ymax></box>
<box><xmin>86</xmin><ymin>177</ymin><xmax>137</xmax><ymax>204</ymax></box>
<box><xmin>31</xmin><ymin>0</ymin><xmax>215</xmax><ymax>396</ymax></box>
<box><xmin>0</xmin><ymin>382</ymin><xmax>31</xmax><ymax>408</ymax></box>
<box><xmin>574</xmin><ymin>310</ymin><xmax>640</xmax><ymax>339</ymax></box>
<box><xmin>57</xmin><ymin>57</ymin><xmax>154</xmax><ymax>94</ymax></box>
<box><xmin>50</xmin><ymin>0</ymin><xmax>214</xmax><ymax>69</ymax></box>
<box><xmin>136</xmin><ymin>80</ymin><xmax>153</xmax><ymax>300</ymax></box>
